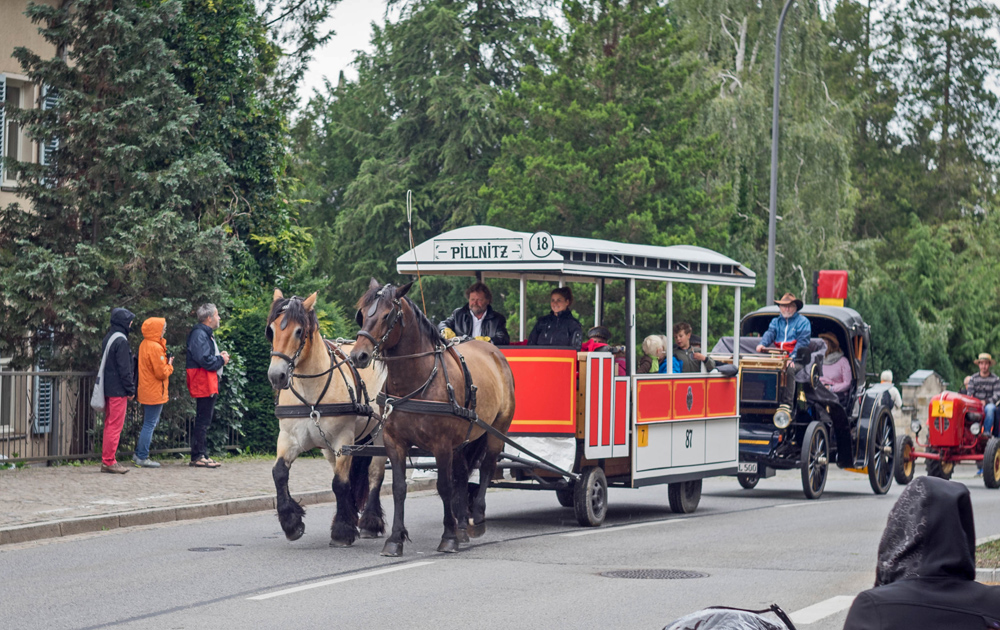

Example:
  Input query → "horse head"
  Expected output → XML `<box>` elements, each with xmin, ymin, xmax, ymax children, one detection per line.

<box><xmin>266</xmin><ymin>288</ymin><xmax>320</xmax><ymax>389</ymax></box>
<box><xmin>351</xmin><ymin>278</ymin><xmax>413</xmax><ymax>368</ymax></box>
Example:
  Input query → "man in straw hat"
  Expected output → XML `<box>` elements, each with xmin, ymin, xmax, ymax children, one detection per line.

<box><xmin>966</xmin><ymin>353</ymin><xmax>1000</xmax><ymax>457</ymax></box>
<box><xmin>754</xmin><ymin>292</ymin><xmax>812</xmax><ymax>413</ymax></box>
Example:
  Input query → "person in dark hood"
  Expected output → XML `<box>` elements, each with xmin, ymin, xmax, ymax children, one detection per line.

<box><xmin>843</xmin><ymin>476</ymin><xmax>1000</xmax><ymax>629</ymax></box>
<box><xmin>527</xmin><ymin>287</ymin><xmax>583</xmax><ymax>349</ymax></box>
<box><xmin>100</xmin><ymin>307</ymin><xmax>136</xmax><ymax>474</ymax></box>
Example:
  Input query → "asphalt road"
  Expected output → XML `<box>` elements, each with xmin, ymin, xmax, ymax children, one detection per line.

<box><xmin>3</xmin><ymin>466</ymin><xmax>999</xmax><ymax>630</ymax></box>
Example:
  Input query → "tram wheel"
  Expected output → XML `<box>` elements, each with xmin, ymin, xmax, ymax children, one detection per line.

<box><xmin>667</xmin><ymin>479</ymin><xmax>702</xmax><ymax>514</ymax></box>
<box><xmin>800</xmin><ymin>420</ymin><xmax>829</xmax><ymax>500</ymax></box>
<box><xmin>737</xmin><ymin>474</ymin><xmax>759</xmax><ymax>489</ymax></box>
<box><xmin>894</xmin><ymin>434</ymin><xmax>915</xmax><ymax>485</ymax></box>
<box><xmin>573</xmin><ymin>467</ymin><xmax>607</xmax><ymax>527</ymax></box>
<box><xmin>555</xmin><ymin>486</ymin><xmax>574</xmax><ymax>508</ymax></box>
<box><xmin>868</xmin><ymin>410</ymin><xmax>895</xmax><ymax>495</ymax></box>
<box><xmin>925</xmin><ymin>453</ymin><xmax>954</xmax><ymax>480</ymax></box>
<box><xmin>984</xmin><ymin>438</ymin><xmax>1000</xmax><ymax>489</ymax></box>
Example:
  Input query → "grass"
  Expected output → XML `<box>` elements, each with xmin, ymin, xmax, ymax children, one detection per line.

<box><xmin>978</xmin><ymin>539</ymin><xmax>1000</xmax><ymax>568</ymax></box>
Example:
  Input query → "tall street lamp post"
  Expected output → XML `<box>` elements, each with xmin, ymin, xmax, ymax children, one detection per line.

<box><xmin>766</xmin><ymin>0</ymin><xmax>796</xmax><ymax>304</ymax></box>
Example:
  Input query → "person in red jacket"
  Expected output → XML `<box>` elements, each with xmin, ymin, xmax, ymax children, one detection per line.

<box><xmin>185</xmin><ymin>304</ymin><xmax>229</xmax><ymax>468</ymax></box>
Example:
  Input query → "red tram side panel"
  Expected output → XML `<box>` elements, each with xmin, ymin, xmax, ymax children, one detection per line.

<box><xmin>584</xmin><ymin>353</ymin><xmax>630</xmax><ymax>460</ymax></box>
<box><xmin>501</xmin><ymin>348</ymin><xmax>577</xmax><ymax>436</ymax></box>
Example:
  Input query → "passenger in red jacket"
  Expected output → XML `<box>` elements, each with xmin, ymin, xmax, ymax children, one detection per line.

<box><xmin>185</xmin><ymin>303</ymin><xmax>229</xmax><ymax>468</ymax></box>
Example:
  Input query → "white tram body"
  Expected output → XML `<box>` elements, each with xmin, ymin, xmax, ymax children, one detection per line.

<box><xmin>397</xmin><ymin>226</ymin><xmax>754</xmax><ymax>507</ymax></box>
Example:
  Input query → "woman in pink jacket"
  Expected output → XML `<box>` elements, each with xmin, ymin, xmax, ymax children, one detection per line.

<box><xmin>819</xmin><ymin>332</ymin><xmax>852</xmax><ymax>397</ymax></box>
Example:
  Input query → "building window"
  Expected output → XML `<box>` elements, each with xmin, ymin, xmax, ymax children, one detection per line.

<box><xmin>1</xmin><ymin>77</ymin><xmax>37</xmax><ymax>187</ymax></box>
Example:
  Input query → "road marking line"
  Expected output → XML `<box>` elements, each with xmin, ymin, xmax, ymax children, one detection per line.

<box><xmin>562</xmin><ymin>519</ymin><xmax>685</xmax><ymax>537</ymax></box>
<box><xmin>248</xmin><ymin>561</ymin><xmax>434</xmax><ymax>600</ymax></box>
<box><xmin>788</xmin><ymin>595</ymin><xmax>855</xmax><ymax>625</ymax></box>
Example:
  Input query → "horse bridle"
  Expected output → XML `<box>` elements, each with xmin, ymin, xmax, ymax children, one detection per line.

<box><xmin>356</xmin><ymin>286</ymin><xmax>405</xmax><ymax>360</ymax></box>
<box><xmin>269</xmin><ymin>299</ymin><xmax>310</xmax><ymax>375</ymax></box>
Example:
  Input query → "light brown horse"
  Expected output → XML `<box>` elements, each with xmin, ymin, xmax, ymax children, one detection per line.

<box><xmin>350</xmin><ymin>279</ymin><xmax>516</xmax><ymax>556</ymax></box>
<box><xmin>266</xmin><ymin>290</ymin><xmax>388</xmax><ymax>546</ymax></box>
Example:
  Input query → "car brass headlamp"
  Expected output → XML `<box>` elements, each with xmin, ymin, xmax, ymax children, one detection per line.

<box><xmin>773</xmin><ymin>407</ymin><xmax>792</xmax><ymax>429</ymax></box>
<box><xmin>911</xmin><ymin>420</ymin><xmax>922</xmax><ymax>434</ymax></box>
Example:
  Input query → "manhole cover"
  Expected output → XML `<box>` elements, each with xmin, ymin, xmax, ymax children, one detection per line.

<box><xmin>601</xmin><ymin>569</ymin><xmax>708</xmax><ymax>580</ymax></box>
<box><xmin>188</xmin><ymin>547</ymin><xmax>225</xmax><ymax>552</ymax></box>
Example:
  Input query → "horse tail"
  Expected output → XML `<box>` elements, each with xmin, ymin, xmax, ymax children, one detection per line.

<box><xmin>349</xmin><ymin>454</ymin><xmax>372</xmax><ymax>511</ymax></box>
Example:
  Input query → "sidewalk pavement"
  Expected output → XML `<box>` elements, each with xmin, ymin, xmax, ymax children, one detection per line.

<box><xmin>0</xmin><ymin>457</ymin><xmax>436</xmax><ymax>546</ymax></box>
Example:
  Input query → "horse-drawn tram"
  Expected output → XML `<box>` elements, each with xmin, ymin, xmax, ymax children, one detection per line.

<box><xmin>387</xmin><ymin>225</ymin><xmax>755</xmax><ymax>527</ymax></box>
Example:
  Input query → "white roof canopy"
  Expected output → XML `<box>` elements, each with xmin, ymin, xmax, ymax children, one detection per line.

<box><xmin>396</xmin><ymin>225</ymin><xmax>756</xmax><ymax>287</ymax></box>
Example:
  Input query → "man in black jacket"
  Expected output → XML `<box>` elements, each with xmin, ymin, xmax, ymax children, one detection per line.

<box><xmin>439</xmin><ymin>282</ymin><xmax>510</xmax><ymax>345</ymax></box>
<box><xmin>843</xmin><ymin>476</ymin><xmax>1000</xmax><ymax>629</ymax></box>
<box><xmin>100</xmin><ymin>308</ymin><xmax>136</xmax><ymax>474</ymax></box>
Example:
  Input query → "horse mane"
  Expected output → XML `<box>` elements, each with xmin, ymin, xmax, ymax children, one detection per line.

<box><xmin>357</xmin><ymin>283</ymin><xmax>443</xmax><ymax>347</ymax></box>
<box><xmin>268</xmin><ymin>296</ymin><xmax>319</xmax><ymax>339</ymax></box>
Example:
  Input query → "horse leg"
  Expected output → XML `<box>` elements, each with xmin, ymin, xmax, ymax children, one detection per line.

<box><xmin>325</xmin><ymin>446</ymin><xmax>360</xmax><ymax>547</ymax></box>
<box><xmin>273</xmin><ymin>426</ymin><xmax>307</xmax><ymax>541</ymax></box>
<box><xmin>381</xmin><ymin>434</ymin><xmax>410</xmax><ymax>557</ymax></box>
<box><xmin>359</xmin><ymin>456</ymin><xmax>387</xmax><ymax>538</ymax></box>
<box><xmin>468</xmin><ymin>432</ymin><xmax>504</xmax><ymax>539</ymax></box>
<box><xmin>451</xmin><ymin>446</ymin><xmax>470</xmax><ymax>544</ymax></box>
<box><xmin>435</xmin><ymin>448</ymin><xmax>460</xmax><ymax>553</ymax></box>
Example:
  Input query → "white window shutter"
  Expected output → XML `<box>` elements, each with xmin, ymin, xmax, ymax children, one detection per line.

<box><xmin>0</xmin><ymin>74</ymin><xmax>6</xmax><ymax>182</ymax></box>
<box><xmin>39</xmin><ymin>84</ymin><xmax>57</xmax><ymax>168</ymax></box>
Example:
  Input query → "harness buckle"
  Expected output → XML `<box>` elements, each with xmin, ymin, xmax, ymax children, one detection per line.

<box><xmin>309</xmin><ymin>409</ymin><xmax>321</xmax><ymax>422</ymax></box>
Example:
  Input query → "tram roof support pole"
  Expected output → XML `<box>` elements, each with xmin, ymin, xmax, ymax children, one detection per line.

<box><xmin>666</xmin><ymin>281</ymin><xmax>674</xmax><ymax>375</ymax></box>
<box><xmin>733</xmin><ymin>286</ymin><xmax>741</xmax><ymax>368</ymax></box>
<box><xmin>519</xmin><ymin>274</ymin><xmax>526</xmax><ymax>342</ymax></box>
<box><xmin>628</xmin><ymin>278</ymin><xmax>636</xmax><ymax>376</ymax></box>
<box><xmin>767</xmin><ymin>0</ymin><xmax>796</xmax><ymax>305</ymax></box>
<box><xmin>701</xmin><ymin>284</ymin><xmax>709</xmax><ymax>374</ymax></box>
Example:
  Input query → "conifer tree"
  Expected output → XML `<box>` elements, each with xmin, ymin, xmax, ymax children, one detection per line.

<box><xmin>0</xmin><ymin>0</ymin><xmax>232</xmax><ymax>367</ymax></box>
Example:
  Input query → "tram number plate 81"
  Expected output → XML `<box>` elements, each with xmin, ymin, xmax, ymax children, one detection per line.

<box><xmin>738</xmin><ymin>462</ymin><xmax>757</xmax><ymax>474</ymax></box>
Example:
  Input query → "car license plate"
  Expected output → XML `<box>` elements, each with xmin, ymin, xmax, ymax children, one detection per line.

<box><xmin>738</xmin><ymin>462</ymin><xmax>757</xmax><ymax>474</ymax></box>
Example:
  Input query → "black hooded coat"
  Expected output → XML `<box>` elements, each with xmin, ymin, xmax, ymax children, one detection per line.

<box><xmin>100</xmin><ymin>308</ymin><xmax>136</xmax><ymax>398</ymax></box>
<box><xmin>843</xmin><ymin>476</ymin><xmax>1000</xmax><ymax>629</ymax></box>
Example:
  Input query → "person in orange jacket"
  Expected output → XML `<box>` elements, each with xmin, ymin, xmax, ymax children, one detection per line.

<box><xmin>134</xmin><ymin>317</ymin><xmax>174</xmax><ymax>468</ymax></box>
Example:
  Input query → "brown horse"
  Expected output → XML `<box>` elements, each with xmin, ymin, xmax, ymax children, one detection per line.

<box><xmin>266</xmin><ymin>290</ymin><xmax>388</xmax><ymax>547</ymax></box>
<box><xmin>350</xmin><ymin>279</ymin><xmax>516</xmax><ymax>556</ymax></box>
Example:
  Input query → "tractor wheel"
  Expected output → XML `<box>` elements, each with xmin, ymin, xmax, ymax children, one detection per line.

<box><xmin>668</xmin><ymin>479</ymin><xmax>703</xmax><ymax>514</ymax></box>
<box><xmin>868</xmin><ymin>410</ymin><xmax>895</xmax><ymax>495</ymax></box>
<box><xmin>737</xmin><ymin>474</ymin><xmax>759</xmax><ymax>490</ymax></box>
<box><xmin>573</xmin><ymin>467</ymin><xmax>607</xmax><ymax>527</ymax></box>
<box><xmin>801</xmin><ymin>421</ymin><xmax>830</xmax><ymax>500</ymax></box>
<box><xmin>893</xmin><ymin>435</ymin><xmax>915</xmax><ymax>485</ymax></box>
<box><xmin>984</xmin><ymin>438</ymin><xmax>1000</xmax><ymax>489</ymax></box>
<box><xmin>556</xmin><ymin>486</ymin><xmax>574</xmax><ymax>508</ymax></box>
<box><xmin>925</xmin><ymin>453</ymin><xmax>954</xmax><ymax>480</ymax></box>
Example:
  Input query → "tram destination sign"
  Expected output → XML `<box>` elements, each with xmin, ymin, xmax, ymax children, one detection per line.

<box><xmin>433</xmin><ymin>238</ymin><xmax>523</xmax><ymax>262</ymax></box>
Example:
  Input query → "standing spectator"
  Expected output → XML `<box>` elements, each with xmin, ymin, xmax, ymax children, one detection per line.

<box><xmin>439</xmin><ymin>282</ymin><xmax>510</xmax><ymax>345</ymax></box>
<box><xmin>100</xmin><ymin>308</ymin><xmax>136</xmax><ymax>474</ymax></box>
<box><xmin>134</xmin><ymin>317</ymin><xmax>173</xmax><ymax>468</ymax></box>
<box><xmin>186</xmin><ymin>304</ymin><xmax>229</xmax><ymax>469</ymax></box>
<box><xmin>881</xmin><ymin>370</ymin><xmax>905</xmax><ymax>436</ymax></box>
<box><xmin>842</xmin><ymin>476</ymin><xmax>1000</xmax><ymax>629</ymax></box>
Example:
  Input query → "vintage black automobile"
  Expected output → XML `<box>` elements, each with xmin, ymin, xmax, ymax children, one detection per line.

<box><xmin>710</xmin><ymin>305</ymin><xmax>898</xmax><ymax>500</ymax></box>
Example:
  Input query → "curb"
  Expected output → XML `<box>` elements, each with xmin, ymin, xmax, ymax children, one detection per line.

<box><xmin>0</xmin><ymin>478</ymin><xmax>438</xmax><ymax>547</ymax></box>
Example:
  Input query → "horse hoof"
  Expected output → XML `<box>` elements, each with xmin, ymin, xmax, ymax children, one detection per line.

<box><xmin>360</xmin><ymin>529</ymin><xmax>382</xmax><ymax>539</ymax></box>
<box><xmin>329</xmin><ymin>538</ymin><xmax>354</xmax><ymax>548</ymax></box>
<box><xmin>437</xmin><ymin>538</ymin><xmax>460</xmax><ymax>553</ymax></box>
<box><xmin>285</xmin><ymin>523</ymin><xmax>305</xmax><ymax>542</ymax></box>
<box><xmin>467</xmin><ymin>521</ymin><xmax>486</xmax><ymax>538</ymax></box>
<box><xmin>381</xmin><ymin>541</ymin><xmax>404</xmax><ymax>557</ymax></box>
<box><xmin>456</xmin><ymin>529</ymin><xmax>470</xmax><ymax>544</ymax></box>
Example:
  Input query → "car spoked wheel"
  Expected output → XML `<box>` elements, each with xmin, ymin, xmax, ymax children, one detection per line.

<box><xmin>894</xmin><ymin>434</ymin><xmax>915</xmax><ymax>485</ymax></box>
<box><xmin>868</xmin><ymin>410</ymin><xmax>895</xmax><ymax>494</ymax></box>
<box><xmin>573</xmin><ymin>467</ymin><xmax>607</xmax><ymax>527</ymax></box>
<box><xmin>800</xmin><ymin>421</ymin><xmax>829</xmax><ymax>500</ymax></box>
<box><xmin>984</xmin><ymin>438</ymin><xmax>1000</xmax><ymax>489</ymax></box>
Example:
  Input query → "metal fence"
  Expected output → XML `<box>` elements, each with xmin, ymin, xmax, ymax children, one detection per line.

<box><xmin>0</xmin><ymin>370</ymin><xmax>239</xmax><ymax>464</ymax></box>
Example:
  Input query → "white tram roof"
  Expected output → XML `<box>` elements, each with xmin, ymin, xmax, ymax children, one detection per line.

<box><xmin>396</xmin><ymin>225</ymin><xmax>755</xmax><ymax>287</ymax></box>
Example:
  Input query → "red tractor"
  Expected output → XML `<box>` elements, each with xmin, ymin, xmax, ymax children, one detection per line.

<box><xmin>894</xmin><ymin>391</ymin><xmax>1000</xmax><ymax>488</ymax></box>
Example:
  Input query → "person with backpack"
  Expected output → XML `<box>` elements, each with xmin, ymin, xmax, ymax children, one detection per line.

<box><xmin>134</xmin><ymin>317</ymin><xmax>174</xmax><ymax>468</ymax></box>
<box><xmin>99</xmin><ymin>308</ymin><xmax>136</xmax><ymax>474</ymax></box>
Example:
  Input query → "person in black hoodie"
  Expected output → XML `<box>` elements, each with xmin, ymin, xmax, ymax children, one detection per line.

<box><xmin>527</xmin><ymin>287</ymin><xmax>583</xmax><ymax>349</ymax></box>
<box><xmin>843</xmin><ymin>476</ymin><xmax>1000</xmax><ymax>629</ymax></box>
<box><xmin>100</xmin><ymin>308</ymin><xmax>136</xmax><ymax>474</ymax></box>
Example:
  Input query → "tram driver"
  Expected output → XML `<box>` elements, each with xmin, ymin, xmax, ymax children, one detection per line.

<box><xmin>754</xmin><ymin>292</ymin><xmax>812</xmax><ymax>416</ymax></box>
<box><xmin>439</xmin><ymin>282</ymin><xmax>510</xmax><ymax>345</ymax></box>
